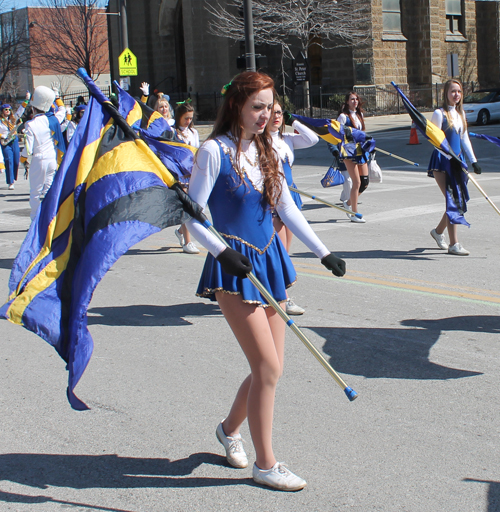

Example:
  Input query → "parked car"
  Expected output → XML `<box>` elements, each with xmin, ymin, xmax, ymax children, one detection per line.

<box><xmin>463</xmin><ymin>89</ymin><xmax>500</xmax><ymax>125</ymax></box>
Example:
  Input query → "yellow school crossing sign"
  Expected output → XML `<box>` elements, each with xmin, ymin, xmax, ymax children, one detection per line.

<box><xmin>119</xmin><ymin>48</ymin><xmax>138</xmax><ymax>76</ymax></box>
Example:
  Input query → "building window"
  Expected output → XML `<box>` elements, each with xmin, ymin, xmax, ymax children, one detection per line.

<box><xmin>382</xmin><ymin>0</ymin><xmax>402</xmax><ymax>33</ymax></box>
<box><xmin>446</xmin><ymin>0</ymin><xmax>463</xmax><ymax>35</ymax></box>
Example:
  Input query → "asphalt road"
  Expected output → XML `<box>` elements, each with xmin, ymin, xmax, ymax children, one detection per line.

<box><xmin>1</xmin><ymin>122</ymin><xmax>500</xmax><ymax>512</ymax></box>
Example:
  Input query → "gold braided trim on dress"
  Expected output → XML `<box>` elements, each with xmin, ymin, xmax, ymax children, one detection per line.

<box><xmin>219</xmin><ymin>139</ymin><xmax>264</xmax><ymax>194</ymax></box>
<box><xmin>196</xmin><ymin>288</ymin><xmax>290</xmax><ymax>308</ymax></box>
<box><xmin>219</xmin><ymin>231</ymin><xmax>275</xmax><ymax>255</ymax></box>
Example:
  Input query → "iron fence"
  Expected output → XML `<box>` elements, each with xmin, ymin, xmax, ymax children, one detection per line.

<box><xmin>58</xmin><ymin>81</ymin><xmax>477</xmax><ymax>122</ymax></box>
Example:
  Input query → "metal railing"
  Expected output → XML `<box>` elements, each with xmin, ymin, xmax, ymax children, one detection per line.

<box><xmin>58</xmin><ymin>82</ymin><xmax>477</xmax><ymax>121</ymax></box>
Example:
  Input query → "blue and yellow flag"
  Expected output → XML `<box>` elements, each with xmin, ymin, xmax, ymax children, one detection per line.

<box><xmin>391</xmin><ymin>82</ymin><xmax>462</xmax><ymax>166</ymax></box>
<box><xmin>114</xmin><ymin>81</ymin><xmax>172</xmax><ymax>138</ymax></box>
<box><xmin>0</xmin><ymin>78</ymin><xmax>200</xmax><ymax>410</ymax></box>
<box><xmin>291</xmin><ymin>113</ymin><xmax>376</xmax><ymax>159</ymax></box>
<box><xmin>114</xmin><ymin>83</ymin><xmax>195</xmax><ymax>183</ymax></box>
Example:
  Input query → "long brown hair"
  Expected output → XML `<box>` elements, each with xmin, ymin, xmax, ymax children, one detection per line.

<box><xmin>340</xmin><ymin>91</ymin><xmax>365</xmax><ymax>131</ymax></box>
<box><xmin>442</xmin><ymin>79</ymin><xmax>466</xmax><ymax>130</ymax></box>
<box><xmin>210</xmin><ymin>71</ymin><xmax>282</xmax><ymax>208</ymax></box>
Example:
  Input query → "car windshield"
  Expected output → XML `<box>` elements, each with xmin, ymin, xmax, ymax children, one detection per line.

<box><xmin>464</xmin><ymin>91</ymin><xmax>497</xmax><ymax>104</ymax></box>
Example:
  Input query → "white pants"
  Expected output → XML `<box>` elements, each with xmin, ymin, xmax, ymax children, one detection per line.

<box><xmin>339</xmin><ymin>170</ymin><xmax>352</xmax><ymax>202</ymax></box>
<box><xmin>29</xmin><ymin>154</ymin><xmax>57</xmax><ymax>220</ymax></box>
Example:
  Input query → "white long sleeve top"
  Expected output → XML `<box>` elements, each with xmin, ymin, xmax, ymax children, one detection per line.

<box><xmin>271</xmin><ymin>120</ymin><xmax>319</xmax><ymax>165</ymax></box>
<box><xmin>176</xmin><ymin>126</ymin><xmax>200</xmax><ymax>148</ymax></box>
<box><xmin>430</xmin><ymin>106</ymin><xmax>477</xmax><ymax>163</ymax></box>
<box><xmin>186</xmin><ymin>135</ymin><xmax>330</xmax><ymax>259</ymax></box>
<box><xmin>338</xmin><ymin>111</ymin><xmax>364</xmax><ymax>130</ymax></box>
<box><xmin>21</xmin><ymin>102</ymin><xmax>66</xmax><ymax>159</ymax></box>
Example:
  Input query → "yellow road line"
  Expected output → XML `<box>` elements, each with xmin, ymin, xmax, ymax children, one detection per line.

<box><xmin>295</xmin><ymin>265</ymin><xmax>500</xmax><ymax>306</ymax></box>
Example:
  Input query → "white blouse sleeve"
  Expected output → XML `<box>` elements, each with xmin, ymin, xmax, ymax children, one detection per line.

<box><xmin>185</xmin><ymin>140</ymin><xmax>227</xmax><ymax>257</ymax></box>
<box><xmin>275</xmin><ymin>183</ymin><xmax>330</xmax><ymax>259</ymax></box>
<box><xmin>430</xmin><ymin>109</ymin><xmax>443</xmax><ymax>130</ymax></box>
<box><xmin>284</xmin><ymin>120</ymin><xmax>319</xmax><ymax>150</ymax></box>
<box><xmin>461</xmin><ymin>129</ymin><xmax>477</xmax><ymax>163</ymax></box>
<box><xmin>337</xmin><ymin>113</ymin><xmax>347</xmax><ymax>126</ymax></box>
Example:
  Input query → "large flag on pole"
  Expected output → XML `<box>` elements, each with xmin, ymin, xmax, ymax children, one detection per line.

<box><xmin>390</xmin><ymin>81</ymin><xmax>463</xmax><ymax>166</ymax></box>
<box><xmin>290</xmin><ymin>113</ymin><xmax>376</xmax><ymax>159</ymax></box>
<box><xmin>0</xmin><ymin>70</ymin><xmax>201</xmax><ymax>410</ymax></box>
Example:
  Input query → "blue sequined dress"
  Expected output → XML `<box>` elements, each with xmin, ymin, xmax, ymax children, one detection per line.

<box><xmin>196</xmin><ymin>141</ymin><xmax>297</xmax><ymax>305</ymax></box>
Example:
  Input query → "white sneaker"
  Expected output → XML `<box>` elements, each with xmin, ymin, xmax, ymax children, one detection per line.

<box><xmin>430</xmin><ymin>229</ymin><xmax>448</xmax><ymax>250</ymax></box>
<box><xmin>252</xmin><ymin>462</ymin><xmax>307</xmax><ymax>491</ymax></box>
<box><xmin>216</xmin><ymin>421</ymin><xmax>248</xmax><ymax>468</ymax></box>
<box><xmin>342</xmin><ymin>200</ymin><xmax>352</xmax><ymax>219</ymax></box>
<box><xmin>8</xmin><ymin>183</ymin><xmax>14</xmax><ymax>190</ymax></box>
<box><xmin>286</xmin><ymin>298</ymin><xmax>305</xmax><ymax>315</ymax></box>
<box><xmin>182</xmin><ymin>242</ymin><xmax>200</xmax><ymax>254</ymax></box>
<box><xmin>448</xmin><ymin>243</ymin><xmax>470</xmax><ymax>256</ymax></box>
<box><xmin>350</xmin><ymin>215</ymin><xmax>366</xmax><ymax>223</ymax></box>
<box><xmin>175</xmin><ymin>228</ymin><xmax>185</xmax><ymax>247</ymax></box>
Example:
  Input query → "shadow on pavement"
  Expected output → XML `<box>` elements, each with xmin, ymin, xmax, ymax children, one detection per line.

<box><xmin>0</xmin><ymin>452</ymin><xmax>254</xmax><ymax>493</ymax></box>
<box><xmin>305</xmin><ymin>315</ymin><xmax>493</xmax><ymax>379</ymax></box>
<box><xmin>463</xmin><ymin>479</ymin><xmax>500</xmax><ymax>512</ymax></box>
<box><xmin>292</xmin><ymin>248</ymin><xmax>436</xmax><ymax>261</ymax></box>
<box><xmin>87</xmin><ymin>302</ymin><xmax>222</xmax><ymax>326</ymax></box>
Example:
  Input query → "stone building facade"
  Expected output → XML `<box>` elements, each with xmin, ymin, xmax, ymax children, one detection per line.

<box><xmin>106</xmin><ymin>0</ymin><xmax>498</xmax><ymax>112</ymax></box>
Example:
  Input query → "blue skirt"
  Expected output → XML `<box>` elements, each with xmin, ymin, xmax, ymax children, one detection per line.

<box><xmin>196</xmin><ymin>234</ymin><xmax>297</xmax><ymax>306</ymax></box>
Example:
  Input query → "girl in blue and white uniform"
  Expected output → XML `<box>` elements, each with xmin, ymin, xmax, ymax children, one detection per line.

<box><xmin>185</xmin><ymin>71</ymin><xmax>345</xmax><ymax>492</ymax></box>
<box><xmin>427</xmin><ymin>79</ymin><xmax>481</xmax><ymax>256</ymax></box>
<box><xmin>0</xmin><ymin>92</ymin><xmax>30</xmax><ymax>190</ymax></box>
<box><xmin>269</xmin><ymin>99</ymin><xmax>318</xmax><ymax>315</ymax></box>
<box><xmin>337</xmin><ymin>91</ymin><xmax>369</xmax><ymax>223</ymax></box>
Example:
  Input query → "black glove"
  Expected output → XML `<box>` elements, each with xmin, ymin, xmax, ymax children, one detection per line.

<box><xmin>472</xmin><ymin>162</ymin><xmax>482</xmax><ymax>175</ymax></box>
<box><xmin>216</xmin><ymin>247</ymin><xmax>253</xmax><ymax>278</ymax></box>
<box><xmin>283</xmin><ymin>110</ymin><xmax>294</xmax><ymax>126</ymax></box>
<box><xmin>321</xmin><ymin>253</ymin><xmax>346</xmax><ymax>277</ymax></box>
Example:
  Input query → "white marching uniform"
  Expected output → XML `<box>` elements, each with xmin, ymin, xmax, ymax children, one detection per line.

<box><xmin>21</xmin><ymin>101</ymin><xmax>66</xmax><ymax>219</ymax></box>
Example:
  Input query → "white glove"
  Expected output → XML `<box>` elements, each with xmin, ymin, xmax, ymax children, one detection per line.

<box><xmin>50</xmin><ymin>81</ymin><xmax>60</xmax><ymax>98</ymax></box>
<box><xmin>25</xmin><ymin>91</ymin><xmax>31</xmax><ymax>101</ymax></box>
<box><xmin>140</xmin><ymin>82</ymin><xmax>149</xmax><ymax>96</ymax></box>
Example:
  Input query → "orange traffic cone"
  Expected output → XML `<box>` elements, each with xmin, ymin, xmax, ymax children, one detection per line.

<box><xmin>408</xmin><ymin>123</ymin><xmax>421</xmax><ymax>145</ymax></box>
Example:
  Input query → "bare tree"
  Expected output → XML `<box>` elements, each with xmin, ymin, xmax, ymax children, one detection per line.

<box><xmin>0</xmin><ymin>4</ymin><xmax>31</xmax><ymax>92</ymax></box>
<box><xmin>205</xmin><ymin>0</ymin><xmax>370</xmax><ymax>59</ymax></box>
<box><xmin>205</xmin><ymin>0</ymin><xmax>370</xmax><ymax>106</ymax></box>
<box><xmin>29</xmin><ymin>0</ymin><xmax>108</xmax><ymax>78</ymax></box>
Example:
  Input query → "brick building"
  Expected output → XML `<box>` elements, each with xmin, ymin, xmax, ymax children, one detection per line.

<box><xmin>0</xmin><ymin>6</ymin><xmax>110</xmax><ymax>102</ymax></box>
<box><xmin>106</xmin><ymin>0</ymin><xmax>498</xmax><ymax>113</ymax></box>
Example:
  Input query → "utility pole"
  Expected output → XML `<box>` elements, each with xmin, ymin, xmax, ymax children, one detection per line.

<box><xmin>120</xmin><ymin>0</ymin><xmax>128</xmax><ymax>52</ymax></box>
<box><xmin>243</xmin><ymin>0</ymin><xmax>256</xmax><ymax>71</ymax></box>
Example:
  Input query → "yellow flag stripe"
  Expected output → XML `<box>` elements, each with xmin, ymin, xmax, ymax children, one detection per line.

<box><xmin>86</xmin><ymin>138</ymin><xmax>178</xmax><ymax>189</ymax></box>
<box><xmin>425</xmin><ymin>120</ymin><xmax>447</xmax><ymax>149</ymax></box>
<box><xmin>125</xmin><ymin>102</ymin><xmax>142</xmax><ymax>126</ymax></box>
<box><xmin>7</xmin><ymin>232</ymin><xmax>73</xmax><ymax>324</ymax></box>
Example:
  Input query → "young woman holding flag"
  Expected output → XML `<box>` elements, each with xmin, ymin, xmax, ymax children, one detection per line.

<box><xmin>427</xmin><ymin>79</ymin><xmax>481</xmax><ymax>256</ymax></box>
<box><xmin>185</xmin><ymin>71</ymin><xmax>345</xmax><ymax>491</ymax></box>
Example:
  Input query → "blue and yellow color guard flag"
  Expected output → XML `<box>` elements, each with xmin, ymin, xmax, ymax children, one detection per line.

<box><xmin>0</xmin><ymin>71</ymin><xmax>201</xmax><ymax>410</ymax></box>
<box><xmin>115</xmin><ymin>82</ymin><xmax>196</xmax><ymax>183</ymax></box>
<box><xmin>291</xmin><ymin>113</ymin><xmax>376</xmax><ymax>159</ymax></box>
<box><xmin>390</xmin><ymin>82</ymin><xmax>462</xmax><ymax>165</ymax></box>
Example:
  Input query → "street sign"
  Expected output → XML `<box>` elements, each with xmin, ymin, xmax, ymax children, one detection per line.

<box><xmin>119</xmin><ymin>48</ymin><xmax>138</xmax><ymax>76</ymax></box>
<box><xmin>293</xmin><ymin>52</ymin><xmax>309</xmax><ymax>83</ymax></box>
